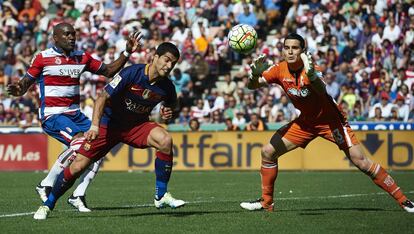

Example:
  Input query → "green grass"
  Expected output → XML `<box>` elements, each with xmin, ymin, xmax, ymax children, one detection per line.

<box><xmin>1</xmin><ymin>171</ymin><xmax>413</xmax><ymax>233</ymax></box>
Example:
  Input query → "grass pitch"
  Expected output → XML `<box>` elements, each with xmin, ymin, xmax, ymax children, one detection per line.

<box><xmin>0</xmin><ymin>171</ymin><xmax>413</xmax><ymax>233</ymax></box>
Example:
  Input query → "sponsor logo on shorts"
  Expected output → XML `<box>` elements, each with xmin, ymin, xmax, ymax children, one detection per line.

<box><xmin>66</xmin><ymin>127</ymin><xmax>72</xmax><ymax>133</ymax></box>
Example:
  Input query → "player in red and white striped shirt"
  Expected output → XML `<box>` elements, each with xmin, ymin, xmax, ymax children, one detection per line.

<box><xmin>7</xmin><ymin>22</ymin><xmax>142</xmax><ymax>212</ymax></box>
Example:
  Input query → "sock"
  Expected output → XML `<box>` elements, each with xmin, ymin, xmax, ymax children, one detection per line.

<box><xmin>366</xmin><ymin>163</ymin><xmax>407</xmax><ymax>204</ymax></box>
<box><xmin>40</xmin><ymin>148</ymin><xmax>76</xmax><ymax>187</ymax></box>
<box><xmin>154</xmin><ymin>152</ymin><xmax>173</xmax><ymax>200</ymax></box>
<box><xmin>44</xmin><ymin>167</ymin><xmax>77</xmax><ymax>210</ymax></box>
<box><xmin>72</xmin><ymin>159</ymin><xmax>103</xmax><ymax>197</ymax></box>
<box><xmin>261</xmin><ymin>160</ymin><xmax>278</xmax><ymax>207</ymax></box>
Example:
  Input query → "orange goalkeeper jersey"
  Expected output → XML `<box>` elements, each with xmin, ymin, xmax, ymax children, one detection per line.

<box><xmin>262</xmin><ymin>61</ymin><xmax>345</xmax><ymax>124</ymax></box>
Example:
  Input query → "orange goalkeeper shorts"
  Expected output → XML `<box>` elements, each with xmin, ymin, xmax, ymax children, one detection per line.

<box><xmin>277</xmin><ymin>118</ymin><xmax>359</xmax><ymax>151</ymax></box>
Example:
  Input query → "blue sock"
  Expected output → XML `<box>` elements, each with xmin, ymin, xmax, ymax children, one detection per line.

<box><xmin>154</xmin><ymin>158</ymin><xmax>172</xmax><ymax>200</ymax></box>
<box><xmin>44</xmin><ymin>171</ymin><xmax>76</xmax><ymax>210</ymax></box>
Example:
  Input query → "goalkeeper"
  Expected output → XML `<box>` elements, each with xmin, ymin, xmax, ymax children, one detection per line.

<box><xmin>240</xmin><ymin>33</ymin><xmax>414</xmax><ymax>212</ymax></box>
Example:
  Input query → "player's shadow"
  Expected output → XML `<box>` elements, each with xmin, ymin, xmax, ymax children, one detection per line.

<box><xmin>70</xmin><ymin>210</ymin><xmax>244</xmax><ymax>219</ymax></box>
<box><xmin>93</xmin><ymin>206</ymin><xmax>149</xmax><ymax>211</ymax></box>
<box><xmin>280</xmin><ymin>207</ymin><xmax>385</xmax><ymax>215</ymax></box>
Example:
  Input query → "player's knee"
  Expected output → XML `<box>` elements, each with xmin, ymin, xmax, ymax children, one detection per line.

<box><xmin>70</xmin><ymin>154</ymin><xmax>90</xmax><ymax>176</ymax></box>
<box><xmin>261</xmin><ymin>144</ymin><xmax>277</xmax><ymax>162</ymax></box>
<box><xmin>158</xmin><ymin>133</ymin><xmax>173</xmax><ymax>153</ymax></box>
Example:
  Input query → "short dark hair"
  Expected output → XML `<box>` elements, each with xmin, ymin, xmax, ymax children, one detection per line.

<box><xmin>155</xmin><ymin>42</ymin><xmax>180</xmax><ymax>59</ymax></box>
<box><xmin>284</xmin><ymin>33</ymin><xmax>306</xmax><ymax>50</ymax></box>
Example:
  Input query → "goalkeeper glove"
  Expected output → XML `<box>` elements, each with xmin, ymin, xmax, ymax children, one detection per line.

<box><xmin>250</xmin><ymin>54</ymin><xmax>270</xmax><ymax>78</ymax></box>
<box><xmin>300</xmin><ymin>51</ymin><xmax>317</xmax><ymax>82</ymax></box>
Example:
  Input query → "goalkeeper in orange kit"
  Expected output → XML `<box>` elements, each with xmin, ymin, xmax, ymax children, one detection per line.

<box><xmin>240</xmin><ymin>33</ymin><xmax>414</xmax><ymax>212</ymax></box>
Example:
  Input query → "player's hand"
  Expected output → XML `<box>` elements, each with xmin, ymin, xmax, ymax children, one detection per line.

<box><xmin>250</xmin><ymin>54</ymin><xmax>270</xmax><ymax>77</ymax></box>
<box><xmin>300</xmin><ymin>51</ymin><xmax>316</xmax><ymax>81</ymax></box>
<box><xmin>85</xmin><ymin>126</ymin><xmax>99</xmax><ymax>141</ymax></box>
<box><xmin>160</xmin><ymin>106</ymin><xmax>173</xmax><ymax>120</ymax></box>
<box><xmin>125</xmin><ymin>31</ymin><xmax>143</xmax><ymax>54</ymax></box>
<box><xmin>6</xmin><ymin>83</ymin><xmax>23</xmax><ymax>96</ymax></box>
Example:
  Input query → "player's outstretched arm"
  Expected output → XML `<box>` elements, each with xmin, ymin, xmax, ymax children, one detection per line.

<box><xmin>6</xmin><ymin>76</ymin><xmax>35</xmax><ymax>96</ymax></box>
<box><xmin>98</xmin><ymin>31</ymin><xmax>143</xmax><ymax>78</ymax></box>
<box><xmin>247</xmin><ymin>55</ymin><xmax>269</xmax><ymax>90</ymax></box>
<box><xmin>85</xmin><ymin>90</ymin><xmax>110</xmax><ymax>141</ymax></box>
<box><xmin>300</xmin><ymin>52</ymin><xmax>326</xmax><ymax>95</ymax></box>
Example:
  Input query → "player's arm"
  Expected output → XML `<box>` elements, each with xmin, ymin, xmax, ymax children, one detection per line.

<box><xmin>6</xmin><ymin>75</ymin><xmax>36</xmax><ymax>96</ymax></box>
<box><xmin>97</xmin><ymin>31</ymin><xmax>143</xmax><ymax>78</ymax></box>
<box><xmin>84</xmin><ymin>90</ymin><xmax>110</xmax><ymax>141</ymax></box>
<box><xmin>300</xmin><ymin>52</ymin><xmax>326</xmax><ymax>95</ymax></box>
<box><xmin>160</xmin><ymin>87</ymin><xmax>179</xmax><ymax>122</ymax></box>
<box><xmin>247</xmin><ymin>55</ymin><xmax>270</xmax><ymax>90</ymax></box>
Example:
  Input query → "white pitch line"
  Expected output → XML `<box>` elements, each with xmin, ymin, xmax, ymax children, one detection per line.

<box><xmin>1</xmin><ymin>190</ymin><xmax>413</xmax><ymax>218</ymax></box>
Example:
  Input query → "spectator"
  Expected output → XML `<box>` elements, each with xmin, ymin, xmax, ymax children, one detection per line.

<box><xmin>237</xmin><ymin>4</ymin><xmax>257</xmax><ymax>27</ymax></box>
<box><xmin>368</xmin><ymin>92</ymin><xmax>394</xmax><ymax>119</ymax></box>
<box><xmin>245</xmin><ymin>113</ymin><xmax>266</xmax><ymax>131</ymax></box>
<box><xmin>394</xmin><ymin>94</ymin><xmax>410</xmax><ymax>122</ymax></box>
<box><xmin>171</xmin><ymin>68</ymin><xmax>191</xmax><ymax>97</ymax></box>
<box><xmin>188</xmin><ymin>118</ymin><xmax>200</xmax><ymax>131</ymax></box>
<box><xmin>225</xmin><ymin>117</ymin><xmax>240</xmax><ymax>131</ymax></box>
<box><xmin>232</xmin><ymin>109</ymin><xmax>246</xmax><ymax>127</ymax></box>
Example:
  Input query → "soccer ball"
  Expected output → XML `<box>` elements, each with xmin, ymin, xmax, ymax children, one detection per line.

<box><xmin>228</xmin><ymin>24</ymin><xmax>258</xmax><ymax>54</ymax></box>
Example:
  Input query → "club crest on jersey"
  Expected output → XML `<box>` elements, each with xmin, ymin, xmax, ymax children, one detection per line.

<box><xmin>55</xmin><ymin>57</ymin><xmax>62</xmax><ymax>65</ymax></box>
<box><xmin>83</xmin><ymin>143</ymin><xmax>91</xmax><ymax>151</ymax></box>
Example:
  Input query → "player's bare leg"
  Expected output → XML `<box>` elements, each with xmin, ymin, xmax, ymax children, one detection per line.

<box><xmin>345</xmin><ymin>144</ymin><xmax>414</xmax><ymax>212</ymax></box>
<box><xmin>241</xmin><ymin>133</ymin><xmax>297</xmax><ymax>211</ymax></box>
<box><xmin>147</xmin><ymin>127</ymin><xmax>185</xmax><ymax>209</ymax></box>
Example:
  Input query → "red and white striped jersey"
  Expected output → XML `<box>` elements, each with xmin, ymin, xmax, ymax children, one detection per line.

<box><xmin>26</xmin><ymin>47</ymin><xmax>103</xmax><ymax>120</ymax></box>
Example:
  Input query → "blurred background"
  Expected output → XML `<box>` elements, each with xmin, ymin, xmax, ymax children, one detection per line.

<box><xmin>0</xmin><ymin>0</ymin><xmax>414</xmax><ymax>171</ymax></box>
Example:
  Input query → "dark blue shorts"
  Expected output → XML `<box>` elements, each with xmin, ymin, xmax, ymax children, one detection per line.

<box><xmin>42</xmin><ymin>111</ymin><xmax>91</xmax><ymax>146</ymax></box>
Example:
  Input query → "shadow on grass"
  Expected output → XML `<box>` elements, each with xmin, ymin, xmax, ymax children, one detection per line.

<box><xmin>280</xmin><ymin>207</ymin><xmax>385</xmax><ymax>215</ymax></box>
<box><xmin>70</xmin><ymin>209</ymin><xmax>244</xmax><ymax>218</ymax></box>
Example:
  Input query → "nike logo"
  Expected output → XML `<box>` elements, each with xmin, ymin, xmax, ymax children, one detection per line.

<box><xmin>130</xmin><ymin>87</ymin><xmax>143</xmax><ymax>91</ymax></box>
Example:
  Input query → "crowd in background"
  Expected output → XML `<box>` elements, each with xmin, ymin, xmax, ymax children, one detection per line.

<box><xmin>1</xmin><ymin>0</ymin><xmax>414</xmax><ymax>131</ymax></box>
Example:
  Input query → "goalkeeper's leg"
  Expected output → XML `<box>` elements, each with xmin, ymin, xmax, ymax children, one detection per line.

<box><xmin>346</xmin><ymin>144</ymin><xmax>414</xmax><ymax>212</ymax></box>
<box><xmin>241</xmin><ymin>133</ymin><xmax>298</xmax><ymax>211</ymax></box>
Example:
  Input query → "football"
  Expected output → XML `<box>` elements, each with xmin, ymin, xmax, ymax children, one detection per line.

<box><xmin>228</xmin><ymin>24</ymin><xmax>258</xmax><ymax>54</ymax></box>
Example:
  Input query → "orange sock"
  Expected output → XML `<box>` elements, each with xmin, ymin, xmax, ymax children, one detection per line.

<box><xmin>367</xmin><ymin>163</ymin><xmax>407</xmax><ymax>204</ymax></box>
<box><xmin>261</xmin><ymin>160</ymin><xmax>278</xmax><ymax>207</ymax></box>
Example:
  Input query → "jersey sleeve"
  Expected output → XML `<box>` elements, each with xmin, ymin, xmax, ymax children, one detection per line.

<box><xmin>26</xmin><ymin>52</ymin><xmax>43</xmax><ymax>81</ymax></box>
<box><xmin>84</xmin><ymin>52</ymin><xmax>103</xmax><ymax>73</ymax></box>
<box><xmin>104</xmin><ymin>67</ymin><xmax>135</xmax><ymax>97</ymax></box>
<box><xmin>262</xmin><ymin>63</ymin><xmax>281</xmax><ymax>85</ymax></box>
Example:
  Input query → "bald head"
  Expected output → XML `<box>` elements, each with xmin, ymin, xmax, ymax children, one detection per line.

<box><xmin>53</xmin><ymin>23</ymin><xmax>74</xmax><ymax>36</ymax></box>
<box><xmin>52</xmin><ymin>23</ymin><xmax>76</xmax><ymax>54</ymax></box>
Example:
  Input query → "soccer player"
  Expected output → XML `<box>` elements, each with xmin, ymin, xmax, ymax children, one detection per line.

<box><xmin>33</xmin><ymin>42</ymin><xmax>185</xmax><ymax>220</ymax></box>
<box><xmin>7</xmin><ymin>23</ymin><xmax>142</xmax><ymax>212</ymax></box>
<box><xmin>240</xmin><ymin>33</ymin><xmax>414</xmax><ymax>212</ymax></box>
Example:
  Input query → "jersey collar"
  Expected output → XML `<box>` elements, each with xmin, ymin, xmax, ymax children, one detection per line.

<box><xmin>52</xmin><ymin>46</ymin><xmax>77</xmax><ymax>57</ymax></box>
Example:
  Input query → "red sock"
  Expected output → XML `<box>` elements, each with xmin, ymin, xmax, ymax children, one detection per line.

<box><xmin>261</xmin><ymin>160</ymin><xmax>278</xmax><ymax>207</ymax></box>
<box><xmin>367</xmin><ymin>163</ymin><xmax>407</xmax><ymax>204</ymax></box>
<box><xmin>63</xmin><ymin>167</ymin><xmax>75</xmax><ymax>181</ymax></box>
